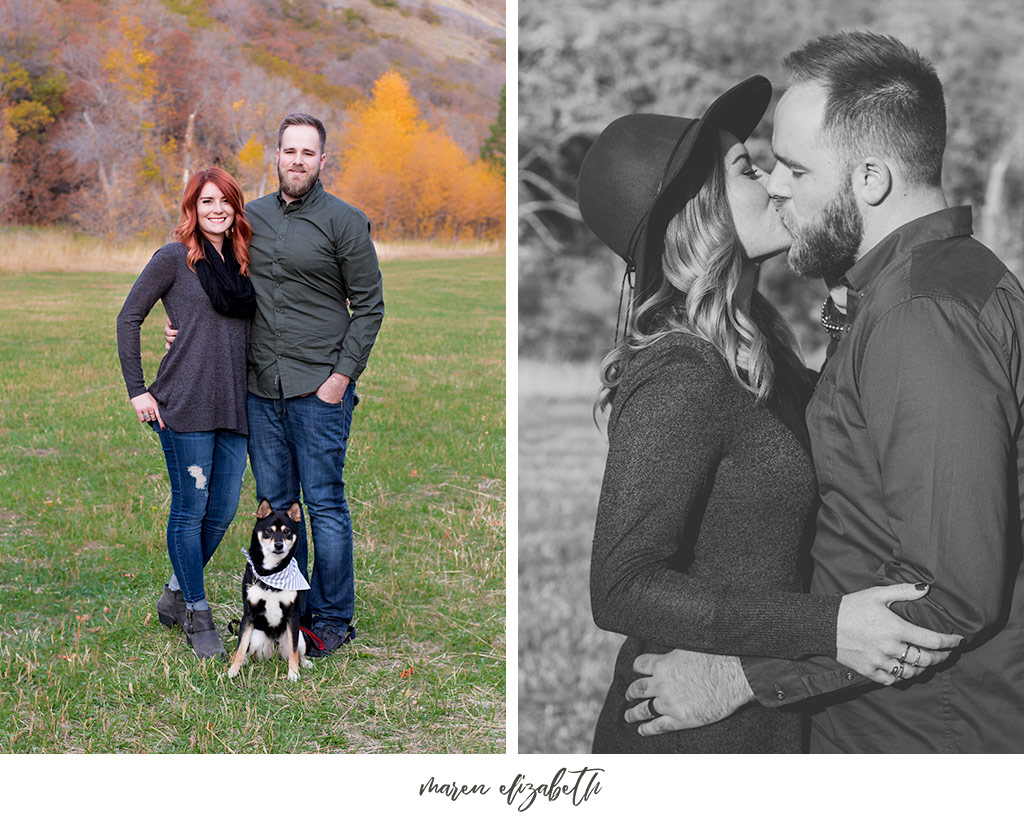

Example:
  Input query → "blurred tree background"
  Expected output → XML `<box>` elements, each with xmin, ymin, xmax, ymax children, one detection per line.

<box><xmin>0</xmin><ymin>0</ymin><xmax>506</xmax><ymax>243</ymax></box>
<box><xmin>519</xmin><ymin>0</ymin><xmax>1024</xmax><ymax>366</ymax></box>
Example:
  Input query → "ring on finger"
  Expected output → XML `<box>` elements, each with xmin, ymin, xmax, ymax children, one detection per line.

<box><xmin>912</xmin><ymin>648</ymin><xmax>922</xmax><ymax>667</ymax></box>
<box><xmin>644</xmin><ymin>697</ymin><xmax>659</xmax><ymax>720</ymax></box>
<box><xmin>890</xmin><ymin>663</ymin><xmax>901</xmax><ymax>676</ymax></box>
<box><xmin>898</xmin><ymin>643</ymin><xmax>912</xmax><ymax>664</ymax></box>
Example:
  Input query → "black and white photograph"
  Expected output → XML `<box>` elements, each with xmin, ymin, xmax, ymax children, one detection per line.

<box><xmin>519</xmin><ymin>0</ymin><xmax>1024</xmax><ymax>756</ymax></box>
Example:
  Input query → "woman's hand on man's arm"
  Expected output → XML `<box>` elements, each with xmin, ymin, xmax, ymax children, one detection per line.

<box><xmin>836</xmin><ymin>582</ymin><xmax>962</xmax><ymax>685</ymax></box>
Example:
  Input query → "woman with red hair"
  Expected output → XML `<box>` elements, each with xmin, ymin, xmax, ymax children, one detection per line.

<box><xmin>117</xmin><ymin>168</ymin><xmax>255</xmax><ymax>660</ymax></box>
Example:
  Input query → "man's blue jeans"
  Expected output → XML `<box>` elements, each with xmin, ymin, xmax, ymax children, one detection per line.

<box><xmin>246</xmin><ymin>385</ymin><xmax>358</xmax><ymax>632</ymax></box>
<box><xmin>153</xmin><ymin>425</ymin><xmax>248</xmax><ymax>604</ymax></box>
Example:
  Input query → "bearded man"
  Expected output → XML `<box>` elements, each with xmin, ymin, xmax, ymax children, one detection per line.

<box><xmin>242</xmin><ymin>113</ymin><xmax>384</xmax><ymax>656</ymax></box>
<box><xmin>624</xmin><ymin>32</ymin><xmax>1024</xmax><ymax>752</ymax></box>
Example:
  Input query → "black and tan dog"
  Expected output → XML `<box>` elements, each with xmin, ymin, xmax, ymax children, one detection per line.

<box><xmin>228</xmin><ymin>500</ymin><xmax>312</xmax><ymax>681</ymax></box>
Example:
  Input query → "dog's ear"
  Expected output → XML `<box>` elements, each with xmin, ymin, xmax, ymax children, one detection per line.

<box><xmin>286</xmin><ymin>502</ymin><xmax>302</xmax><ymax>522</ymax></box>
<box><xmin>256</xmin><ymin>499</ymin><xmax>273</xmax><ymax>519</ymax></box>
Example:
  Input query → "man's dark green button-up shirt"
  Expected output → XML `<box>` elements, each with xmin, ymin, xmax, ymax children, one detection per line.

<box><xmin>245</xmin><ymin>180</ymin><xmax>384</xmax><ymax>399</ymax></box>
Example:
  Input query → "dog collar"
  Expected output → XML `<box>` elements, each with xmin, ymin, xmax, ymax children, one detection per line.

<box><xmin>242</xmin><ymin>549</ymin><xmax>310</xmax><ymax>591</ymax></box>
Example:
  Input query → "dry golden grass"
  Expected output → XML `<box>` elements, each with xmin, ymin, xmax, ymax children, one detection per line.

<box><xmin>0</xmin><ymin>226</ymin><xmax>503</xmax><ymax>275</ymax></box>
<box><xmin>0</xmin><ymin>228</ymin><xmax>157</xmax><ymax>275</ymax></box>
<box><xmin>374</xmin><ymin>237</ymin><xmax>504</xmax><ymax>261</ymax></box>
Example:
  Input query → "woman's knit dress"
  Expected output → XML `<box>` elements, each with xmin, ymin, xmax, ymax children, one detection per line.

<box><xmin>590</xmin><ymin>333</ymin><xmax>841</xmax><ymax>753</ymax></box>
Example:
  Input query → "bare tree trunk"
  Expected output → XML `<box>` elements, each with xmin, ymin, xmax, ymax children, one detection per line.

<box><xmin>82</xmin><ymin>109</ymin><xmax>117</xmax><ymax>239</ymax></box>
<box><xmin>258</xmin><ymin>160</ymin><xmax>269</xmax><ymax>199</ymax></box>
<box><xmin>979</xmin><ymin>120</ymin><xmax>1023</xmax><ymax>252</ymax></box>
<box><xmin>182</xmin><ymin>110</ymin><xmax>197</xmax><ymax>188</ymax></box>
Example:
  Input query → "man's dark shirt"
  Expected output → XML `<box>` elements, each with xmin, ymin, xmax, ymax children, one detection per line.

<box><xmin>246</xmin><ymin>180</ymin><xmax>384</xmax><ymax>399</ymax></box>
<box><xmin>742</xmin><ymin>207</ymin><xmax>1024</xmax><ymax>752</ymax></box>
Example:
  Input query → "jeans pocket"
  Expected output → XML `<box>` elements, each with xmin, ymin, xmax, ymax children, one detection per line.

<box><xmin>311</xmin><ymin>383</ymin><xmax>357</xmax><ymax>409</ymax></box>
<box><xmin>312</xmin><ymin>393</ymin><xmax>341</xmax><ymax>407</ymax></box>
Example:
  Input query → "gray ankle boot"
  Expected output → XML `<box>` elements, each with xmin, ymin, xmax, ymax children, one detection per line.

<box><xmin>156</xmin><ymin>586</ymin><xmax>186</xmax><ymax>628</ymax></box>
<box><xmin>183</xmin><ymin>608</ymin><xmax>227</xmax><ymax>660</ymax></box>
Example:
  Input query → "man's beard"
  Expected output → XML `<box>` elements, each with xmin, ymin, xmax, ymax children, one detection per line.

<box><xmin>278</xmin><ymin>161</ymin><xmax>320</xmax><ymax>200</ymax></box>
<box><xmin>786</xmin><ymin>179</ymin><xmax>863</xmax><ymax>288</ymax></box>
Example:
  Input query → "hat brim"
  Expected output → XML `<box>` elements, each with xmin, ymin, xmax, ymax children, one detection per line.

<box><xmin>636</xmin><ymin>75</ymin><xmax>772</xmax><ymax>300</ymax></box>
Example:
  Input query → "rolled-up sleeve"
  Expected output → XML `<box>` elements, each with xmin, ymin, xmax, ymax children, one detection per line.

<box><xmin>861</xmin><ymin>295</ymin><xmax>1018</xmax><ymax>641</ymax></box>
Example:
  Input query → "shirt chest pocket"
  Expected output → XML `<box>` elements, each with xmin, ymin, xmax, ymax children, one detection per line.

<box><xmin>807</xmin><ymin>371</ymin><xmax>839</xmax><ymax>489</ymax></box>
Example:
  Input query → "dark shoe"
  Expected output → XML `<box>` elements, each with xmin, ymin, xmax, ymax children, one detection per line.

<box><xmin>303</xmin><ymin>624</ymin><xmax>356</xmax><ymax>658</ymax></box>
<box><xmin>183</xmin><ymin>608</ymin><xmax>227</xmax><ymax>660</ymax></box>
<box><xmin>156</xmin><ymin>586</ymin><xmax>186</xmax><ymax>628</ymax></box>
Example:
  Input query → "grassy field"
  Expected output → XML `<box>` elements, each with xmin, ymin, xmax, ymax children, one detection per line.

<box><xmin>0</xmin><ymin>255</ymin><xmax>504</xmax><ymax>753</ymax></box>
<box><xmin>517</xmin><ymin>359</ymin><xmax>620</xmax><ymax>754</ymax></box>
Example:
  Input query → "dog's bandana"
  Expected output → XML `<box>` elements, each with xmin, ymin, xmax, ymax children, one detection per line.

<box><xmin>241</xmin><ymin>549</ymin><xmax>311</xmax><ymax>591</ymax></box>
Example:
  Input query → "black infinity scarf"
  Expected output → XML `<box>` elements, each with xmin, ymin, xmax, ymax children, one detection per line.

<box><xmin>194</xmin><ymin>235</ymin><xmax>256</xmax><ymax>319</ymax></box>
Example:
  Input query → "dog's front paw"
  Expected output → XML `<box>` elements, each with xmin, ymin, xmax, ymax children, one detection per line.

<box><xmin>287</xmin><ymin>670</ymin><xmax>300</xmax><ymax>682</ymax></box>
<box><xmin>228</xmin><ymin>665</ymin><xmax>241</xmax><ymax>679</ymax></box>
<box><xmin>300</xmin><ymin>657</ymin><xmax>314</xmax><ymax>669</ymax></box>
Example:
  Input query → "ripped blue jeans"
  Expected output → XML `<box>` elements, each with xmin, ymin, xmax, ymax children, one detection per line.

<box><xmin>153</xmin><ymin>425</ymin><xmax>248</xmax><ymax>604</ymax></box>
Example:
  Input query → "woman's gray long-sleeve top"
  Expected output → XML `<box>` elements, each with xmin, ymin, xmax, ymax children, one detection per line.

<box><xmin>117</xmin><ymin>242</ymin><xmax>250</xmax><ymax>436</ymax></box>
<box><xmin>590</xmin><ymin>333</ymin><xmax>841</xmax><ymax>753</ymax></box>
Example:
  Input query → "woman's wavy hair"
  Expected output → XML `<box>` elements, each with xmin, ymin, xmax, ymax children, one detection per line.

<box><xmin>597</xmin><ymin>137</ymin><xmax>806</xmax><ymax>415</ymax></box>
<box><xmin>173</xmin><ymin>168</ymin><xmax>253</xmax><ymax>276</ymax></box>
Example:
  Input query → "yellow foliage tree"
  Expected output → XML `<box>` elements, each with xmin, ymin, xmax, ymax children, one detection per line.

<box><xmin>337</xmin><ymin>70</ymin><xmax>503</xmax><ymax>240</ymax></box>
<box><xmin>238</xmin><ymin>134</ymin><xmax>267</xmax><ymax>196</ymax></box>
<box><xmin>103</xmin><ymin>17</ymin><xmax>157</xmax><ymax>105</ymax></box>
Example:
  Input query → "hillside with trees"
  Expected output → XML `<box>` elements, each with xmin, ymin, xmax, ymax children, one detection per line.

<box><xmin>0</xmin><ymin>0</ymin><xmax>505</xmax><ymax>241</ymax></box>
<box><xmin>519</xmin><ymin>0</ymin><xmax>1024</xmax><ymax>363</ymax></box>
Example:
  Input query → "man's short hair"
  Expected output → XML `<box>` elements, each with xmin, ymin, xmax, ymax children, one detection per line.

<box><xmin>278</xmin><ymin>113</ymin><xmax>327</xmax><ymax>155</ymax></box>
<box><xmin>784</xmin><ymin>31</ymin><xmax>946</xmax><ymax>187</ymax></box>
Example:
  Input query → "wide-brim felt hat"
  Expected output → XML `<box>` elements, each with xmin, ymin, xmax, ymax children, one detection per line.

<box><xmin>577</xmin><ymin>76</ymin><xmax>772</xmax><ymax>303</ymax></box>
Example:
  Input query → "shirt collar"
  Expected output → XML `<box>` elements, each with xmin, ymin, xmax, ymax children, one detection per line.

<box><xmin>275</xmin><ymin>179</ymin><xmax>325</xmax><ymax>211</ymax></box>
<box><xmin>845</xmin><ymin>205</ymin><xmax>974</xmax><ymax>293</ymax></box>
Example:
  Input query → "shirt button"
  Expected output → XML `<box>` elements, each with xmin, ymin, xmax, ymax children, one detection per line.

<box><xmin>775</xmin><ymin>688</ymin><xmax>785</xmax><ymax>700</ymax></box>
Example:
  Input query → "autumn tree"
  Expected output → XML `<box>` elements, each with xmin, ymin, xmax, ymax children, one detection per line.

<box><xmin>0</xmin><ymin>0</ymin><xmax>69</xmax><ymax>221</ymax></box>
<box><xmin>480</xmin><ymin>84</ymin><xmax>505</xmax><ymax>179</ymax></box>
<box><xmin>59</xmin><ymin>14</ymin><xmax>165</xmax><ymax>238</ymax></box>
<box><xmin>226</xmin><ymin>68</ymin><xmax>307</xmax><ymax>201</ymax></box>
<box><xmin>337</xmin><ymin>70</ymin><xmax>503</xmax><ymax>239</ymax></box>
